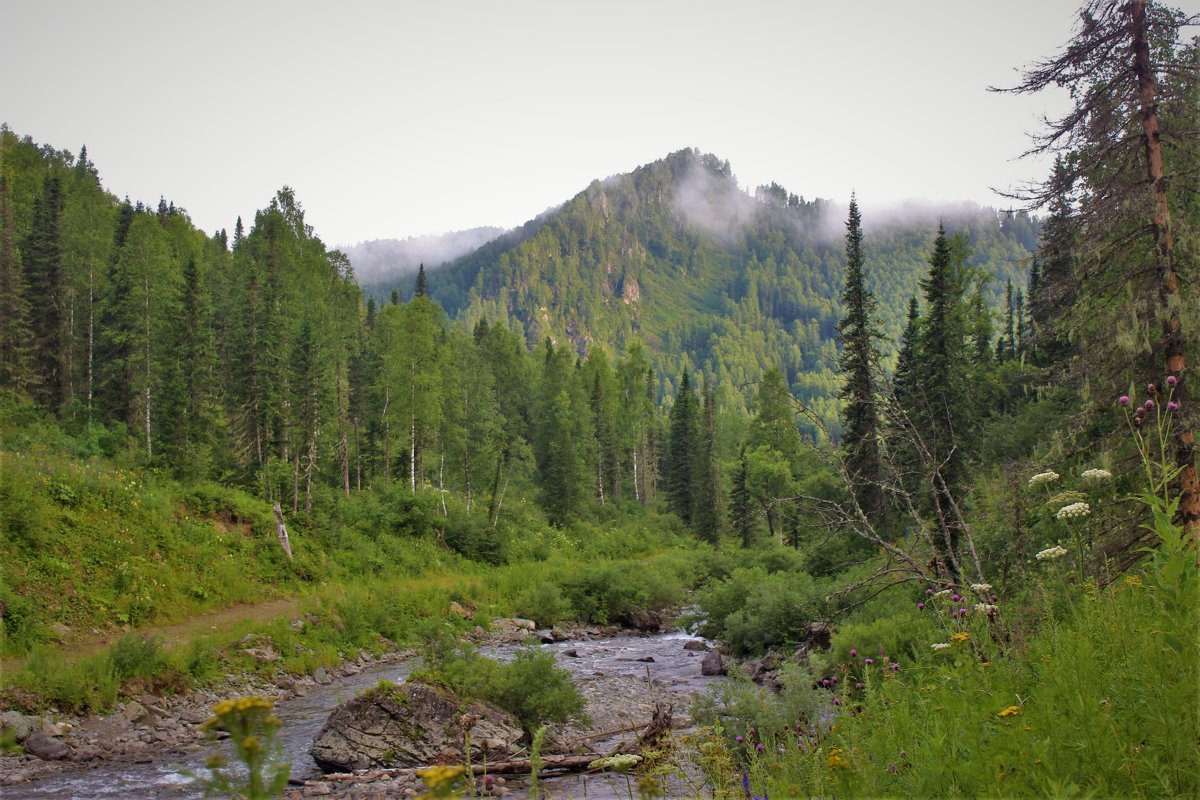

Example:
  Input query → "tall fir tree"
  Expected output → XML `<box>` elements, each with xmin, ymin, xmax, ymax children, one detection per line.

<box><xmin>0</xmin><ymin>176</ymin><xmax>33</xmax><ymax>393</ymax></box>
<box><xmin>835</xmin><ymin>196</ymin><xmax>885</xmax><ymax>522</ymax></box>
<box><xmin>665</xmin><ymin>368</ymin><xmax>699</xmax><ymax>525</ymax></box>
<box><xmin>22</xmin><ymin>174</ymin><xmax>65</xmax><ymax>407</ymax></box>
<box><xmin>693</xmin><ymin>381</ymin><xmax>723</xmax><ymax>544</ymax></box>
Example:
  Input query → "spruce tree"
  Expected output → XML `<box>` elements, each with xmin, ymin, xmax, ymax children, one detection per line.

<box><xmin>730</xmin><ymin>448</ymin><xmax>753</xmax><ymax>547</ymax></box>
<box><xmin>693</xmin><ymin>382</ymin><xmax>723</xmax><ymax>544</ymax></box>
<box><xmin>22</xmin><ymin>175</ymin><xmax>65</xmax><ymax>407</ymax></box>
<box><xmin>1003</xmin><ymin>280</ymin><xmax>1017</xmax><ymax>361</ymax></box>
<box><xmin>414</xmin><ymin>263</ymin><xmax>429</xmax><ymax>298</ymax></box>
<box><xmin>835</xmin><ymin>196</ymin><xmax>884</xmax><ymax>521</ymax></box>
<box><xmin>0</xmin><ymin>176</ymin><xmax>33</xmax><ymax>393</ymax></box>
<box><xmin>665</xmin><ymin>369</ymin><xmax>699</xmax><ymax>525</ymax></box>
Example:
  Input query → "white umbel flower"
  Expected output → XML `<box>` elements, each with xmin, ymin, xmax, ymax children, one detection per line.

<box><xmin>1036</xmin><ymin>545</ymin><xmax>1069</xmax><ymax>561</ymax></box>
<box><xmin>1028</xmin><ymin>471</ymin><xmax>1060</xmax><ymax>487</ymax></box>
<box><xmin>970</xmin><ymin>583</ymin><xmax>992</xmax><ymax>592</ymax></box>
<box><xmin>1081</xmin><ymin>468</ymin><xmax>1112</xmax><ymax>482</ymax></box>
<box><xmin>974</xmin><ymin>603</ymin><xmax>998</xmax><ymax>614</ymax></box>
<box><xmin>930</xmin><ymin>642</ymin><xmax>951</xmax><ymax>651</ymax></box>
<box><xmin>1055</xmin><ymin>502</ymin><xmax>1091</xmax><ymax>520</ymax></box>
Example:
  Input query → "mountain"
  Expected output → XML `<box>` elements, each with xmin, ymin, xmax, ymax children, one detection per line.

<box><xmin>346</xmin><ymin>226</ymin><xmax>504</xmax><ymax>286</ymax></box>
<box><xmin>410</xmin><ymin>149</ymin><xmax>1038</xmax><ymax>423</ymax></box>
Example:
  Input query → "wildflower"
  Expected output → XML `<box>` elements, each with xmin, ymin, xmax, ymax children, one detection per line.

<box><xmin>958</xmin><ymin>607</ymin><xmax>968</xmax><ymax>615</ymax></box>
<box><xmin>417</xmin><ymin>764</ymin><xmax>467</xmax><ymax>789</ymax></box>
<box><xmin>1028</xmin><ymin>470</ymin><xmax>1060</xmax><ymax>487</ymax></box>
<box><xmin>849</xmin><ymin>648</ymin><xmax>858</xmax><ymax>656</ymax></box>
<box><xmin>890</xmin><ymin>662</ymin><xmax>900</xmax><ymax>671</ymax></box>
<box><xmin>831</xmin><ymin>676</ymin><xmax>838</xmax><ymax>683</ymax></box>
<box><xmin>990</xmin><ymin>594</ymin><xmax>998</xmax><ymax>602</ymax></box>
<box><xmin>970</xmin><ymin>583</ymin><xmax>992</xmax><ymax>592</ymax></box>
<box><xmin>827</xmin><ymin>748</ymin><xmax>849</xmax><ymax>770</ymax></box>
<box><xmin>1036</xmin><ymin>545</ymin><xmax>1069</xmax><ymax>561</ymax></box>
<box><xmin>1081</xmin><ymin>468</ymin><xmax>1112</xmax><ymax>482</ymax></box>
<box><xmin>951</xmin><ymin>632</ymin><xmax>970</xmax><ymax>644</ymax></box>
<box><xmin>756</xmin><ymin>742</ymin><xmax>765</xmax><ymax>752</ymax></box>
<box><xmin>998</xmin><ymin>705</ymin><xmax>1022</xmax><ymax>718</ymax></box>
<box><xmin>917</xmin><ymin>602</ymin><xmax>925</xmax><ymax>610</ymax></box>
<box><xmin>735</xmin><ymin>735</ymin><xmax>744</xmax><ymax>744</ymax></box>
<box><xmin>933</xmin><ymin>589</ymin><xmax>951</xmax><ymax>598</ymax></box>
<box><xmin>951</xmin><ymin>593</ymin><xmax>962</xmax><ymax>602</ymax></box>
<box><xmin>864</xmin><ymin>657</ymin><xmax>874</xmax><ymax>665</ymax></box>
<box><xmin>1167</xmin><ymin>375</ymin><xmax>1177</xmax><ymax>387</ymax></box>
<box><xmin>821</xmin><ymin>679</ymin><xmax>830</xmax><ymax>687</ymax></box>
<box><xmin>1055</xmin><ymin>502</ymin><xmax>1091</xmax><ymax>520</ymax></box>
<box><xmin>974</xmin><ymin>603</ymin><xmax>998</xmax><ymax>615</ymax></box>
<box><xmin>925</xmin><ymin>588</ymin><xmax>934</xmax><ymax>595</ymax></box>
<box><xmin>931</xmin><ymin>642</ymin><xmax>951</xmax><ymax>651</ymax></box>
<box><xmin>1047</xmin><ymin>490</ymin><xmax>1087</xmax><ymax>507</ymax></box>
<box><xmin>1168</xmin><ymin>401</ymin><xmax>1180</xmax><ymax>412</ymax></box>
<box><xmin>1144</xmin><ymin>399</ymin><xmax>1155</xmax><ymax>410</ymax></box>
<box><xmin>855</xmin><ymin>682</ymin><xmax>864</xmax><ymax>689</ymax></box>
<box><xmin>1147</xmin><ymin>383</ymin><xmax>1157</xmax><ymax>395</ymax></box>
<box><xmin>1119</xmin><ymin>395</ymin><xmax>1130</xmax><ymax>406</ymax></box>
<box><xmin>832</xmin><ymin>696</ymin><xmax>841</xmax><ymax>706</ymax></box>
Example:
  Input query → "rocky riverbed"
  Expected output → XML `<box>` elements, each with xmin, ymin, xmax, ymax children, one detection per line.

<box><xmin>1</xmin><ymin>620</ymin><xmax>729</xmax><ymax>799</ymax></box>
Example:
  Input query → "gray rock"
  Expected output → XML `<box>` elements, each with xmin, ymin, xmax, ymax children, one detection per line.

<box><xmin>550</xmin><ymin>626</ymin><xmax>570</xmax><ymax>642</ymax></box>
<box><xmin>23</xmin><ymin>731</ymin><xmax>70</xmax><ymax>761</ymax></box>
<box><xmin>309</xmin><ymin>681</ymin><xmax>523</xmax><ymax>772</ymax></box>
<box><xmin>313</xmin><ymin>667</ymin><xmax>332</xmax><ymax>685</ymax></box>
<box><xmin>682</xmin><ymin>639</ymin><xmax>709</xmax><ymax>652</ymax></box>
<box><xmin>563</xmin><ymin>649</ymin><xmax>580</xmax><ymax>658</ymax></box>
<box><xmin>0</xmin><ymin>711</ymin><xmax>38</xmax><ymax>742</ymax></box>
<box><xmin>623</xmin><ymin>609</ymin><xmax>662</xmax><ymax>631</ymax></box>
<box><xmin>123</xmin><ymin>701</ymin><xmax>151</xmax><ymax>725</ymax></box>
<box><xmin>701</xmin><ymin>650</ymin><xmax>725</xmax><ymax>676</ymax></box>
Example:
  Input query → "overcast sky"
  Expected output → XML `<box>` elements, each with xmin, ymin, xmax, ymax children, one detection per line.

<box><xmin>4</xmin><ymin>0</ymin><xmax>1197</xmax><ymax>247</ymax></box>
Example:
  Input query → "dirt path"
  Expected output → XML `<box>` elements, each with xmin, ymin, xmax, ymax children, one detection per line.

<box><xmin>1</xmin><ymin>596</ymin><xmax>300</xmax><ymax>677</ymax></box>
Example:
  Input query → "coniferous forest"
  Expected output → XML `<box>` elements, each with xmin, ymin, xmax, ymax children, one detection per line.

<box><xmin>0</xmin><ymin>1</ymin><xmax>1197</xmax><ymax>798</ymax></box>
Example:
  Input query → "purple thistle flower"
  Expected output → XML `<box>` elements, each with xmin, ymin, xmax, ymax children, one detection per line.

<box><xmin>1145</xmin><ymin>399</ymin><xmax>1156</xmax><ymax>410</ymax></box>
<box><xmin>925</xmin><ymin>588</ymin><xmax>934</xmax><ymax>595</ymax></box>
<box><xmin>736</xmin><ymin>735</ymin><xmax>744</xmax><ymax>743</ymax></box>
<box><xmin>865</xmin><ymin>657</ymin><xmax>874</xmax><ymax>665</ymax></box>
<box><xmin>990</xmin><ymin>594</ymin><xmax>998</xmax><ymax>603</ymax></box>
<box><xmin>756</xmin><ymin>742</ymin><xmax>765</xmax><ymax>751</ymax></box>
<box><xmin>959</xmin><ymin>607</ymin><xmax>968</xmax><ymax>615</ymax></box>
<box><xmin>1119</xmin><ymin>395</ymin><xmax>1130</xmax><ymax>406</ymax></box>
<box><xmin>1148</xmin><ymin>383</ymin><xmax>1157</xmax><ymax>394</ymax></box>
<box><xmin>1167</xmin><ymin>375</ymin><xmax>1178</xmax><ymax>388</ymax></box>
<box><xmin>833</xmin><ymin>697</ymin><xmax>841</xmax><ymax>705</ymax></box>
<box><xmin>879</xmin><ymin>647</ymin><xmax>886</xmax><ymax>655</ymax></box>
<box><xmin>890</xmin><ymin>662</ymin><xmax>900</xmax><ymax>671</ymax></box>
<box><xmin>917</xmin><ymin>602</ymin><xmax>926</xmax><ymax>610</ymax></box>
<box><xmin>856</xmin><ymin>682</ymin><xmax>864</xmax><ymax>689</ymax></box>
<box><xmin>1168</xmin><ymin>401</ymin><xmax>1180</xmax><ymax>412</ymax></box>
<box><xmin>821</xmin><ymin>678</ymin><xmax>830</xmax><ymax>687</ymax></box>
<box><xmin>849</xmin><ymin>648</ymin><xmax>857</xmax><ymax>657</ymax></box>
<box><xmin>951</xmin><ymin>593</ymin><xmax>961</xmax><ymax>602</ymax></box>
<box><xmin>831</xmin><ymin>675</ymin><xmax>838</xmax><ymax>683</ymax></box>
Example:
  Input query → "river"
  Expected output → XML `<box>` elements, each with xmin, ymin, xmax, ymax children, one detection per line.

<box><xmin>12</xmin><ymin>630</ymin><xmax>721</xmax><ymax>799</ymax></box>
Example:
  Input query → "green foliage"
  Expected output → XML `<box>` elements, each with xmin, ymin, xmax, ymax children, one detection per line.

<box><xmin>412</xmin><ymin>633</ymin><xmax>588</xmax><ymax>735</ymax></box>
<box><xmin>698</xmin><ymin>566</ymin><xmax>826</xmax><ymax>655</ymax></box>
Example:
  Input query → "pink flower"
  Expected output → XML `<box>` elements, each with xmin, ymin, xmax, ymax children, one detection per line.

<box><xmin>849</xmin><ymin>648</ymin><xmax>857</xmax><ymax>657</ymax></box>
<box><xmin>1168</xmin><ymin>401</ymin><xmax>1180</xmax><ymax>412</ymax></box>
<box><xmin>1119</xmin><ymin>395</ymin><xmax>1130</xmax><ymax>406</ymax></box>
<box><xmin>917</xmin><ymin>602</ymin><xmax>925</xmax><ymax>610</ymax></box>
<box><xmin>1167</xmin><ymin>375</ymin><xmax>1178</xmax><ymax>388</ymax></box>
<box><xmin>832</xmin><ymin>697</ymin><xmax>841</xmax><ymax>705</ymax></box>
<box><xmin>865</xmin><ymin>657</ymin><xmax>874</xmax><ymax>665</ymax></box>
<box><xmin>1145</xmin><ymin>399</ymin><xmax>1156</xmax><ymax>410</ymax></box>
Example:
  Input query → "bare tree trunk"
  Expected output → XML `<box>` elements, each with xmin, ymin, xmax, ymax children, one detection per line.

<box><xmin>380</xmin><ymin>388</ymin><xmax>390</xmax><ymax>481</ymax></box>
<box><xmin>292</xmin><ymin>454</ymin><xmax>300</xmax><ymax>514</ymax></box>
<box><xmin>143</xmin><ymin>273</ymin><xmax>152</xmax><ymax>459</ymax></box>
<box><xmin>438</xmin><ymin>443</ymin><xmax>448</xmax><ymax>516</ymax></box>
<box><xmin>305</xmin><ymin>435</ymin><xmax>316</xmax><ymax>515</ymax></box>
<box><xmin>86</xmin><ymin>263</ymin><xmax>94</xmax><ymax>421</ymax></box>
<box><xmin>354</xmin><ymin>415</ymin><xmax>362</xmax><ymax>491</ymax></box>
<box><xmin>1130</xmin><ymin>0</ymin><xmax>1197</xmax><ymax>539</ymax></box>
<box><xmin>632</xmin><ymin>446</ymin><xmax>641</xmax><ymax>504</ymax></box>
<box><xmin>272</xmin><ymin>502</ymin><xmax>293</xmax><ymax>560</ymax></box>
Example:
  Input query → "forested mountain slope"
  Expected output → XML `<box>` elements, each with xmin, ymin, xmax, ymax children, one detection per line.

<box><xmin>416</xmin><ymin>149</ymin><xmax>1038</xmax><ymax>425</ymax></box>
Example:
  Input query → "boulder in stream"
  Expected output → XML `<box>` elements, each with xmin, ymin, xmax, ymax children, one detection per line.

<box><xmin>309</xmin><ymin>681</ymin><xmax>524</xmax><ymax>772</ymax></box>
<box><xmin>701</xmin><ymin>650</ymin><xmax>725</xmax><ymax>676</ymax></box>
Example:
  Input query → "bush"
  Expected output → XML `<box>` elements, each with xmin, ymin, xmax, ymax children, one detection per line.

<box><xmin>699</xmin><ymin>568</ymin><xmax>825</xmax><ymax>655</ymax></box>
<box><xmin>514</xmin><ymin>583</ymin><xmax>574</xmax><ymax>626</ymax></box>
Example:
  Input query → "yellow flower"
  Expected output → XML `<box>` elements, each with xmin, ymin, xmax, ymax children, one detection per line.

<box><xmin>417</xmin><ymin>764</ymin><xmax>466</xmax><ymax>790</ymax></box>
<box><xmin>241</xmin><ymin>736</ymin><xmax>262</xmax><ymax>754</ymax></box>
<box><xmin>998</xmin><ymin>705</ymin><xmax>1022</xmax><ymax>718</ymax></box>
<box><xmin>951</xmin><ymin>632</ymin><xmax>970</xmax><ymax>644</ymax></box>
<box><xmin>826</xmin><ymin>747</ymin><xmax>850</xmax><ymax>770</ymax></box>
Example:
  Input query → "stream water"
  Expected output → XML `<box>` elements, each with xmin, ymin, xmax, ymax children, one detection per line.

<box><xmin>12</xmin><ymin>630</ymin><xmax>721</xmax><ymax>799</ymax></box>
